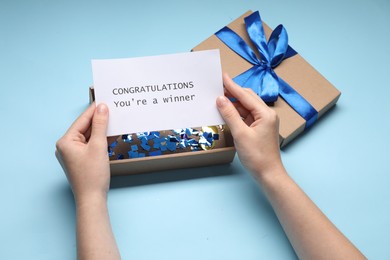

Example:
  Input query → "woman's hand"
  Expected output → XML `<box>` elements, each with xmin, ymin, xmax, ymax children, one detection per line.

<box><xmin>56</xmin><ymin>103</ymin><xmax>110</xmax><ymax>204</ymax></box>
<box><xmin>216</xmin><ymin>73</ymin><xmax>282</xmax><ymax>180</ymax></box>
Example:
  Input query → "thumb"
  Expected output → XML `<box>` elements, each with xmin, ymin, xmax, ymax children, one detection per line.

<box><xmin>216</xmin><ymin>96</ymin><xmax>246</xmax><ymax>136</ymax></box>
<box><xmin>90</xmin><ymin>103</ymin><xmax>109</xmax><ymax>143</ymax></box>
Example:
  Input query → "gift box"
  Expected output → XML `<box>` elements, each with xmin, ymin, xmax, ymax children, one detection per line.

<box><xmin>192</xmin><ymin>10</ymin><xmax>341</xmax><ymax>147</ymax></box>
<box><xmin>89</xmin><ymin>87</ymin><xmax>235</xmax><ymax>175</ymax></box>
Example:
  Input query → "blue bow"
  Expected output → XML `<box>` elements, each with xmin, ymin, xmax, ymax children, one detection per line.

<box><xmin>215</xmin><ymin>11</ymin><xmax>318</xmax><ymax>128</ymax></box>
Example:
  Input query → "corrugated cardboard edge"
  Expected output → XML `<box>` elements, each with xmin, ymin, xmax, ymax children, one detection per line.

<box><xmin>89</xmin><ymin>87</ymin><xmax>236</xmax><ymax>175</ymax></box>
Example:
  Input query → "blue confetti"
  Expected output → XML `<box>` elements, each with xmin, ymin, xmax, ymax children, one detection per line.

<box><xmin>186</xmin><ymin>139</ymin><xmax>198</xmax><ymax>147</ymax></box>
<box><xmin>122</xmin><ymin>134</ymin><xmax>133</xmax><ymax>143</ymax></box>
<box><xmin>136</xmin><ymin>132</ymin><xmax>147</xmax><ymax>139</ymax></box>
<box><xmin>173</xmin><ymin>129</ymin><xmax>183</xmax><ymax>135</ymax></box>
<box><xmin>112</xmin><ymin>126</ymin><xmax>221</xmax><ymax>161</ymax></box>
<box><xmin>149</xmin><ymin>150</ymin><xmax>162</xmax><ymax>156</ymax></box>
<box><xmin>150</xmin><ymin>131</ymin><xmax>160</xmax><ymax>139</ymax></box>
<box><xmin>128</xmin><ymin>151</ymin><xmax>139</xmax><ymax>158</ymax></box>
<box><xmin>168</xmin><ymin>135</ymin><xmax>179</xmax><ymax>142</ymax></box>
<box><xmin>179</xmin><ymin>140</ymin><xmax>187</xmax><ymax>149</ymax></box>
<box><xmin>139</xmin><ymin>136</ymin><xmax>148</xmax><ymax>144</ymax></box>
<box><xmin>167</xmin><ymin>142</ymin><xmax>177</xmax><ymax>152</ymax></box>
<box><xmin>109</xmin><ymin>140</ymin><xmax>118</xmax><ymax>148</ymax></box>
<box><xmin>160</xmin><ymin>145</ymin><xmax>167</xmax><ymax>152</ymax></box>
<box><xmin>108</xmin><ymin>147</ymin><xmax>114</xmax><ymax>157</ymax></box>
<box><xmin>185</xmin><ymin>128</ymin><xmax>192</xmax><ymax>136</ymax></box>
<box><xmin>203</xmin><ymin>132</ymin><xmax>212</xmax><ymax>139</ymax></box>
<box><xmin>140</xmin><ymin>142</ymin><xmax>151</xmax><ymax>151</ymax></box>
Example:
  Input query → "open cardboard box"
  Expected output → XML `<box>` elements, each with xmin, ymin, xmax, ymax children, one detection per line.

<box><xmin>192</xmin><ymin>10</ymin><xmax>341</xmax><ymax>147</ymax></box>
<box><xmin>89</xmin><ymin>87</ymin><xmax>236</xmax><ymax>175</ymax></box>
<box><xmin>88</xmin><ymin>10</ymin><xmax>340</xmax><ymax>175</ymax></box>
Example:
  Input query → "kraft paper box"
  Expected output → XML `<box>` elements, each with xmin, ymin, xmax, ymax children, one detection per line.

<box><xmin>89</xmin><ymin>87</ymin><xmax>235</xmax><ymax>175</ymax></box>
<box><xmin>192</xmin><ymin>10</ymin><xmax>341</xmax><ymax>147</ymax></box>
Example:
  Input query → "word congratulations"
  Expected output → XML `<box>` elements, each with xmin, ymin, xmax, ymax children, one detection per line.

<box><xmin>112</xmin><ymin>80</ymin><xmax>197</xmax><ymax>108</ymax></box>
<box><xmin>113</xmin><ymin>81</ymin><xmax>194</xmax><ymax>95</ymax></box>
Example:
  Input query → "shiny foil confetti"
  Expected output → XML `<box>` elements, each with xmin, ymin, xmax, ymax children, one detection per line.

<box><xmin>108</xmin><ymin>126</ymin><xmax>221</xmax><ymax>160</ymax></box>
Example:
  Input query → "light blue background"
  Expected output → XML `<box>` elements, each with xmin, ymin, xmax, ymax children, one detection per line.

<box><xmin>1</xmin><ymin>0</ymin><xmax>389</xmax><ymax>259</ymax></box>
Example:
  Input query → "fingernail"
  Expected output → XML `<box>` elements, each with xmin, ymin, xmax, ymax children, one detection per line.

<box><xmin>97</xmin><ymin>103</ymin><xmax>108</xmax><ymax>114</ymax></box>
<box><xmin>216</xmin><ymin>96</ymin><xmax>229</xmax><ymax>108</ymax></box>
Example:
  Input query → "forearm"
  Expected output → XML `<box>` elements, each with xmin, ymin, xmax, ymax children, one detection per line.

<box><xmin>76</xmin><ymin>194</ymin><xmax>121</xmax><ymax>260</ymax></box>
<box><xmin>256</xmin><ymin>165</ymin><xmax>365</xmax><ymax>260</ymax></box>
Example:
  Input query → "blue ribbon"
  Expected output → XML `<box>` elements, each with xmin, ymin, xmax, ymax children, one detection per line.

<box><xmin>215</xmin><ymin>11</ymin><xmax>318</xmax><ymax>128</ymax></box>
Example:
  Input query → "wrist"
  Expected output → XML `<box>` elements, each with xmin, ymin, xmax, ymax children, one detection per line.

<box><xmin>252</xmin><ymin>160</ymin><xmax>287</xmax><ymax>185</ymax></box>
<box><xmin>75</xmin><ymin>191</ymin><xmax>108</xmax><ymax>209</ymax></box>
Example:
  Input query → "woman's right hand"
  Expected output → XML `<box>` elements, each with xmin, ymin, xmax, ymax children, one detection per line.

<box><xmin>216</xmin><ymin>73</ymin><xmax>283</xmax><ymax>180</ymax></box>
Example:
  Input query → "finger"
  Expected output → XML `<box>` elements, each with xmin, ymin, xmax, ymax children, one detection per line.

<box><xmin>223</xmin><ymin>78</ymin><xmax>260</xmax><ymax>103</ymax></box>
<box><xmin>232</xmin><ymin>102</ymin><xmax>251</xmax><ymax>119</ymax></box>
<box><xmin>66</xmin><ymin>103</ymin><xmax>96</xmax><ymax>136</ymax></box>
<box><xmin>84</xmin><ymin>125</ymin><xmax>92</xmax><ymax>142</ymax></box>
<box><xmin>223</xmin><ymin>89</ymin><xmax>234</xmax><ymax>99</ymax></box>
<box><xmin>243</xmin><ymin>114</ymin><xmax>255</xmax><ymax>126</ymax></box>
<box><xmin>223</xmin><ymin>73</ymin><xmax>269</xmax><ymax>119</ymax></box>
<box><xmin>224</xmin><ymin>84</ymin><xmax>258</xmax><ymax>101</ymax></box>
<box><xmin>223</xmin><ymin>73</ymin><xmax>262</xmax><ymax>104</ymax></box>
<box><xmin>216</xmin><ymin>95</ymin><xmax>247</xmax><ymax>136</ymax></box>
<box><xmin>90</xmin><ymin>103</ymin><xmax>109</xmax><ymax>143</ymax></box>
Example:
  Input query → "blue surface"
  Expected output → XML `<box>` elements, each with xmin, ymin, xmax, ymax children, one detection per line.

<box><xmin>1</xmin><ymin>0</ymin><xmax>389</xmax><ymax>259</ymax></box>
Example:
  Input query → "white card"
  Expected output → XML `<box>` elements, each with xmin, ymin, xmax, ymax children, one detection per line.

<box><xmin>92</xmin><ymin>49</ymin><xmax>225</xmax><ymax>136</ymax></box>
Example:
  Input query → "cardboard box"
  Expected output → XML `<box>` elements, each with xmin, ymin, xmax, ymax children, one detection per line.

<box><xmin>192</xmin><ymin>10</ymin><xmax>341</xmax><ymax>147</ymax></box>
<box><xmin>89</xmin><ymin>87</ymin><xmax>236</xmax><ymax>175</ymax></box>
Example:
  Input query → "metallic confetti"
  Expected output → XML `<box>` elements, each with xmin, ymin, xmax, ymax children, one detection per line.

<box><xmin>108</xmin><ymin>125</ymin><xmax>222</xmax><ymax>160</ymax></box>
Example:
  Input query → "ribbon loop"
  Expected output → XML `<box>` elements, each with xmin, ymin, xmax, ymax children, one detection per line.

<box><xmin>244</xmin><ymin>11</ymin><xmax>270</xmax><ymax>64</ymax></box>
<box><xmin>268</xmin><ymin>25</ymin><xmax>289</xmax><ymax>67</ymax></box>
<box><xmin>215</xmin><ymin>11</ymin><xmax>318</xmax><ymax>128</ymax></box>
<box><xmin>215</xmin><ymin>27</ymin><xmax>260</xmax><ymax>66</ymax></box>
